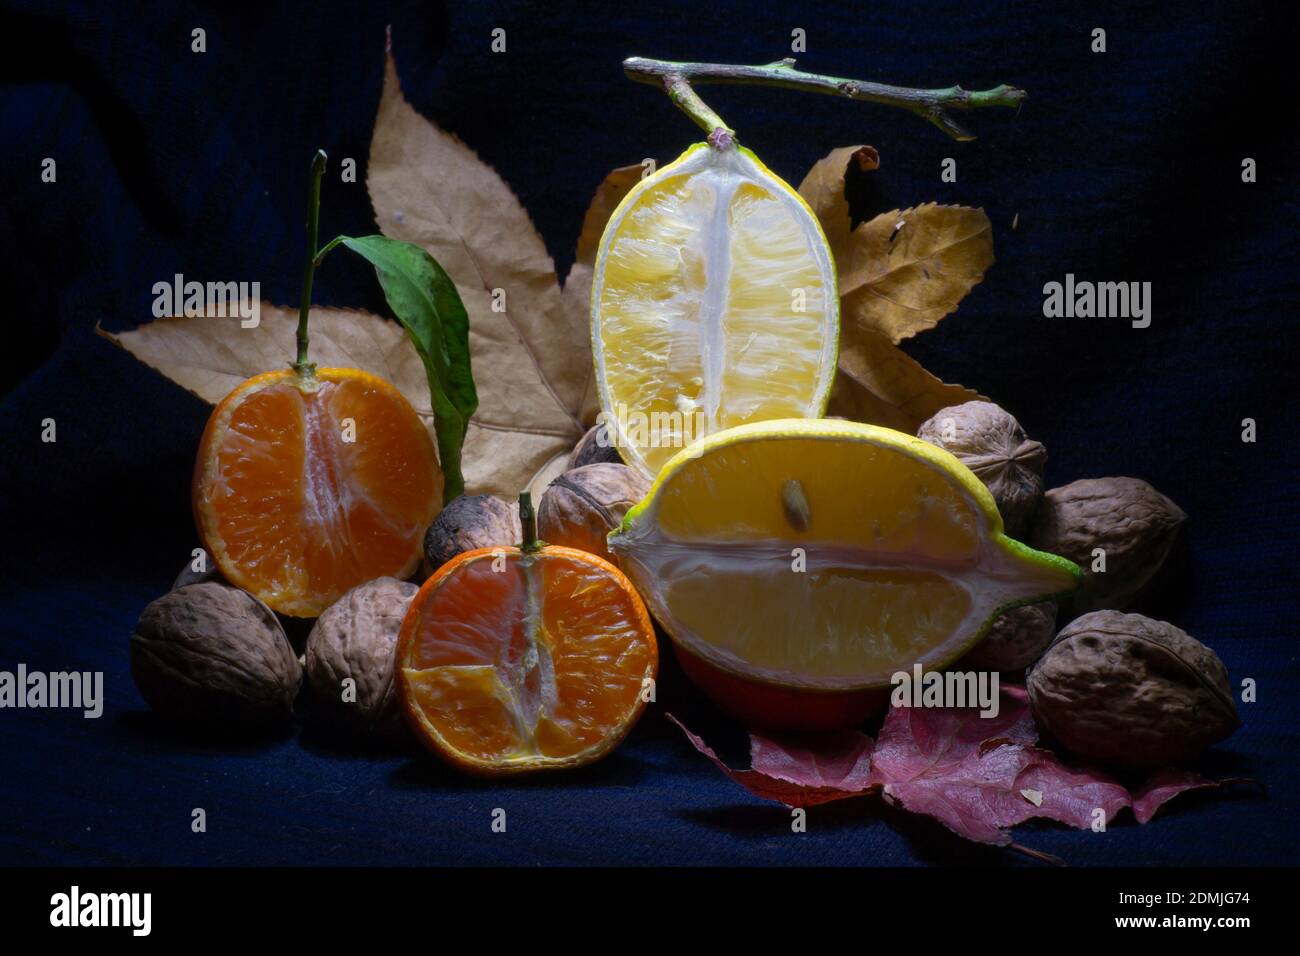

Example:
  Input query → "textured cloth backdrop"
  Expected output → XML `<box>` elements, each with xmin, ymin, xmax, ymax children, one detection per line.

<box><xmin>0</xmin><ymin>0</ymin><xmax>1296</xmax><ymax>865</ymax></box>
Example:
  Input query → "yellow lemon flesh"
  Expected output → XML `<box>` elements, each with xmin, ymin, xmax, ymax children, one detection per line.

<box><xmin>608</xmin><ymin>419</ymin><xmax>1079</xmax><ymax>692</ymax></box>
<box><xmin>591</xmin><ymin>144</ymin><xmax>838</xmax><ymax>479</ymax></box>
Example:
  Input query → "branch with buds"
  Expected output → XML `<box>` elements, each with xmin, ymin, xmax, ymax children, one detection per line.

<box><xmin>623</xmin><ymin>56</ymin><xmax>1026</xmax><ymax>145</ymax></box>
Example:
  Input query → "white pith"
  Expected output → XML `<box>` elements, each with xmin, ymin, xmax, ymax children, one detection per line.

<box><xmin>591</xmin><ymin>146</ymin><xmax>839</xmax><ymax>479</ymax></box>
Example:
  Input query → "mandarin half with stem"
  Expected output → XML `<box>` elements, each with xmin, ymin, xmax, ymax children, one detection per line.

<box><xmin>191</xmin><ymin>150</ymin><xmax>443</xmax><ymax>617</ymax></box>
<box><xmin>193</xmin><ymin>367</ymin><xmax>440</xmax><ymax>617</ymax></box>
<box><xmin>396</xmin><ymin>493</ymin><xmax>657</xmax><ymax>775</ymax></box>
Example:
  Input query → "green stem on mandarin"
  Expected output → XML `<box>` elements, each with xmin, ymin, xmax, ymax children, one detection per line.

<box><xmin>293</xmin><ymin>149</ymin><xmax>328</xmax><ymax>376</ymax></box>
<box><xmin>622</xmin><ymin>56</ymin><xmax>1026</xmax><ymax>144</ymax></box>
<box><xmin>440</xmin><ymin>434</ymin><xmax>465</xmax><ymax>503</ymax></box>
<box><xmin>518</xmin><ymin>492</ymin><xmax>543</xmax><ymax>554</ymax></box>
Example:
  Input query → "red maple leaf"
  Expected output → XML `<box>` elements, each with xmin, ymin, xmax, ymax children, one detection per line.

<box><xmin>670</xmin><ymin>686</ymin><xmax>1253</xmax><ymax>862</ymax></box>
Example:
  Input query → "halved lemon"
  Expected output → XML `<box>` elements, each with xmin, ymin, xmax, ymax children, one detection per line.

<box><xmin>591</xmin><ymin>144</ymin><xmax>838</xmax><ymax>479</ymax></box>
<box><xmin>608</xmin><ymin>419</ymin><xmax>1079</xmax><ymax>728</ymax></box>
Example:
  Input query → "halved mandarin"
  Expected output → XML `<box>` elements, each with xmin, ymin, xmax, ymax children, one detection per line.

<box><xmin>193</xmin><ymin>367</ymin><xmax>441</xmax><ymax>617</ymax></box>
<box><xmin>396</xmin><ymin>522</ymin><xmax>657</xmax><ymax>775</ymax></box>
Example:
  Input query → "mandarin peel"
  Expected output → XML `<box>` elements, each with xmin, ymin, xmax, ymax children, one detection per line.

<box><xmin>395</xmin><ymin>493</ymin><xmax>657</xmax><ymax>776</ymax></box>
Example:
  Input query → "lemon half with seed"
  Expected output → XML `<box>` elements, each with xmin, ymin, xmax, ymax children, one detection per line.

<box><xmin>591</xmin><ymin>144</ymin><xmax>839</xmax><ymax>479</ymax></box>
<box><xmin>608</xmin><ymin>419</ymin><xmax>1080</xmax><ymax>704</ymax></box>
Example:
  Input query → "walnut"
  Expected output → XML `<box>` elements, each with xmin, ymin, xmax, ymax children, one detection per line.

<box><xmin>1027</xmin><ymin>611</ymin><xmax>1239</xmax><ymax>768</ymax></box>
<box><xmin>305</xmin><ymin>577</ymin><xmax>416</xmax><ymax>740</ymax></box>
<box><xmin>917</xmin><ymin>401</ymin><xmax>1046</xmax><ymax>537</ymax></box>
<box><xmin>1030</xmin><ymin>477</ymin><xmax>1185</xmax><ymax>613</ymax></box>
<box><xmin>960</xmin><ymin>601</ymin><xmax>1058</xmax><ymax>672</ymax></box>
<box><xmin>538</xmin><ymin>463</ymin><xmax>650</xmax><ymax>563</ymax></box>
<box><xmin>130</xmin><ymin>582</ymin><xmax>301</xmax><ymax>729</ymax></box>
<box><xmin>569</xmin><ymin>423</ymin><xmax>624</xmax><ymax>469</ymax></box>
<box><xmin>423</xmin><ymin>494</ymin><xmax>521</xmax><ymax>571</ymax></box>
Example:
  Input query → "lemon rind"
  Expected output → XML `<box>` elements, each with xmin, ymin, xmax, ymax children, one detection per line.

<box><xmin>609</xmin><ymin>418</ymin><xmax>1080</xmax><ymax>692</ymax></box>
<box><xmin>590</xmin><ymin>144</ymin><xmax>840</xmax><ymax>480</ymax></box>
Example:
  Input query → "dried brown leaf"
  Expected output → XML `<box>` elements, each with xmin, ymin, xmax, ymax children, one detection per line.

<box><xmin>828</xmin><ymin>327</ymin><xmax>983</xmax><ymax>432</ymax></box>
<box><xmin>367</xmin><ymin>50</ymin><xmax>586</xmax><ymax>495</ymax></box>
<box><xmin>99</xmin><ymin>303</ymin><xmax>583</xmax><ymax>502</ymax></box>
<box><xmin>796</xmin><ymin>145</ymin><xmax>868</xmax><ymax>264</ymax></box>
<box><xmin>839</xmin><ymin>203</ymin><xmax>994</xmax><ymax>343</ymax></box>
<box><xmin>103</xmin><ymin>54</ymin><xmax>642</xmax><ymax>500</ymax></box>
<box><xmin>98</xmin><ymin>304</ymin><xmax>422</xmax><ymax>410</ymax></box>
<box><xmin>799</xmin><ymin>148</ymin><xmax>985</xmax><ymax>431</ymax></box>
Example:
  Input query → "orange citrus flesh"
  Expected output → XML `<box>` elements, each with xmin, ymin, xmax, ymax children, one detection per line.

<box><xmin>397</xmin><ymin>545</ymin><xmax>657</xmax><ymax>775</ymax></box>
<box><xmin>193</xmin><ymin>368</ymin><xmax>441</xmax><ymax>617</ymax></box>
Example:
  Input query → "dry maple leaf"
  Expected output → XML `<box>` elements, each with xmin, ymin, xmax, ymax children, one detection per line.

<box><xmin>667</xmin><ymin>715</ymin><xmax>875</xmax><ymax>809</ymax></box>
<box><xmin>368</xmin><ymin>48</ymin><xmax>596</xmax><ymax>496</ymax></box>
<box><xmin>796</xmin><ymin>146</ymin><xmax>867</xmax><ymax>261</ymax></box>
<box><xmin>103</xmin><ymin>45</ymin><xmax>641</xmax><ymax>499</ymax></box>
<box><xmin>672</xmin><ymin>687</ymin><xmax>1254</xmax><ymax>862</ymax></box>
<box><xmin>828</xmin><ymin>326</ymin><xmax>984</xmax><ymax>432</ymax></box>
<box><xmin>99</xmin><ymin>304</ymin><xmax>424</xmax><ymax>414</ymax></box>
<box><xmin>517</xmin><ymin>165</ymin><xmax>643</xmax><ymax>499</ymax></box>
<box><xmin>837</xmin><ymin>202</ymin><xmax>994</xmax><ymax>343</ymax></box>
<box><xmin>801</xmin><ymin>147</ymin><xmax>994</xmax><ymax>343</ymax></box>
<box><xmin>798</xmin><ymin>147</ymin><xmax>983</xmax><ymax>432</ymax></box>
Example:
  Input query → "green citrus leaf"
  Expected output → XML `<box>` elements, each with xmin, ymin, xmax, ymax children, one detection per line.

<box><xmin>337</xmin><ymin>234</ymin><xmax>477</xmax><ymax>501</ymax></box>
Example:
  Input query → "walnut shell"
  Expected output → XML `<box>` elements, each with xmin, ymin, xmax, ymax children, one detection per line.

<box><xmin>960</xmin><ymin>601</ymin><xmax>1058</xmax><ymax>672</ymax></box>
<box><xmin>569</xmin><ymin>423</ymin><xmax>624</xmax><ymax>469</ymax></box>
<box><xmin>130</xmin><ymin>582</ymin><xmax>301</xmax><ymax>728</ymax></box>
<box><xmin>1030</xmin><ymin>477</ymin><xmax>1185</xmax><ymax>613</ymax></box>
<box><xmin>917</xmin><ymin>401</ymin><xmax>1046</xmax><ymax>537</ymax></box>
<box><xmin>305</xmin><ymin>577</ymin><xmax>416</xmax><ymax>739</ymax></box>
<box><xmin>423</xmin><ymin>494</ymin><xmax>521</xmax><ymax>571</ymax></box>
<box><xmin>1027</xmin><ymin>611</ymin><xmax>1239</xmax><ymax>768</ymax></box>
<box><xmin>538</xmin><ymin>463</ymin><xmax>650</xmax><ymax>563</ymax></box>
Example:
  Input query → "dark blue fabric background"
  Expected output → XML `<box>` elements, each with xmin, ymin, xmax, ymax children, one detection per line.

<box><xmin>0</xmin><ymin>0</ymin><xmax>1296</xmax><ymax>866</ymax></box>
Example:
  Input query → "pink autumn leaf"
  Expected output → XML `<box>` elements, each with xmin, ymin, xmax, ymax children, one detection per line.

<box><xmin>868</xmin><ymin>688</ymin><xmax>1126</xmax><ymax>846</ymax></box>
<box><xmin>874</xmin><ymin>733</ymin><xmax>1039</xmax><ymax>845</ymax></box>
<box><xmin>750</xmin><ymin>731</ymin><xmax>877</xmax><ymax>792</ymax></box>
<box><xmin>667</xmin><ymin>715</ymin><xmax>875</xmax><ymax>808</ymax></box>
<box><xmin>1129</xmin><ymin>768</ymin><xmax>1257</xmax><ymax>824</ymax></box>
<box><xmin>1011</xmin><ymin>749</ymin><xmax>1131</xmax><ymax>830</ymax></box>
<box><xmin>868</xmin><ymin>687</ymin><xmax>1035</xmax><ymax>785</ymax></box>
<box><xmin>671</xmin><ymin>685</ymin><xmax>1256</xmax><ymax>861</ymax></box>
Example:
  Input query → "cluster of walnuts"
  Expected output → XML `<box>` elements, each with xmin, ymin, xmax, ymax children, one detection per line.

<box><xmin>132</xmin><ymin>409</ymin><xmax>1240</xmax><ymax>770</ymax></box>
<box><xmin>129</xmin><ymin>423</ymin><xmax>647</xmax><ymax>745</ymax></box>
<box><xmin>131</xmin><ymin>572</ymin><xmax>419</xmax><ymax>743</ymax></box>
<box><xmin>917</xmin><ymin>400</ymin><xmax>1239</xmax><ymax>768</ymax></box>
